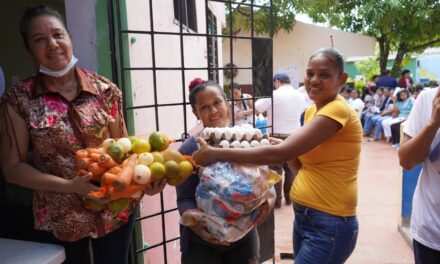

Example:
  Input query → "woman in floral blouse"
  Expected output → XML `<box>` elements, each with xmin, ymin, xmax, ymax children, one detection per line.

<box><xmin>0</xmin><ymin>5</ymin><xmax>165</xmax><ymax>263</ymax></box>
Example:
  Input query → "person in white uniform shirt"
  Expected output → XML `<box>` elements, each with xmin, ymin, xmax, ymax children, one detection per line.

<box><xmin>399</xmin><ymin>86</ymin><xmax>440</xmax><ymax>263</ymax></box>
<box><xmin>255</xmin><ymin>72</ymin><xmax>306</xmax><ymax>207</ymax></box>
<box><xmin>349</xmin><ymin>89</ymin><xmax>365</xmax><ymax>118</ymax></box>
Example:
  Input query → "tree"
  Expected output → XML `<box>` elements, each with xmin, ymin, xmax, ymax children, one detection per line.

<box><xmin>293</xmin><ymin>0</ymin><xmax>440</xmax><ymax>76</ymax></box>
<box><xmin>225</xmin><ymin>0</ymin><xmax>296</xmax><ymax>36</ymax></box>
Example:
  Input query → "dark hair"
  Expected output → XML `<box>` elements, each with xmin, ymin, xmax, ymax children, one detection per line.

<box><xmin>415</xmin><ymin>84</ymin><xmax>424</xmax><ymax>92</ymax></box>
<box><xmin>397</xmin><ymin>89</ymin><xmax>409</xmax><ymax>102</ymax></box>
<box><xmin>377</xmin><ymin>87</ymin><xmax>384</xmax><ymax>93</ymax></box>
<box><xmin>231</xmin><ymin>82</ymin><xmax>241</xmax><ymax>90</ymax></box>
<box><xmin>310</xmin><ymin>47</ymin><xmax>344</xmax><ymax>74</ymax></box>
<box><xmin>188</xmin><ymin>79</ymin><xmax>226</xmax><ymax>110</ymax></box>
<box><xmin>19</xmin><ymin>5</ymin><xmax>66</xmax><ymax>48</ymax></box>
<box><xmin>382</xmin><ymin>69</ymin><xmax>390</xmax><ymax>75</ymax></box>
<box><xmin>369</xmin><ymin>85</ymin><xmax>377</xmax><ymax>93</ymax></box>
<box><xmin>401</xmin><ymin>69</ymin><xmax>410</xmax><ymax>76</ymax></box>
<box><xmin>372</xmin><ymin>75</ymin><xmax>379</xmax><ymax>81</ymax></box>
<box><xmin>351</xmin><ymin>89</ymin><xmax>361</xmax><ymax>97</ymax></box>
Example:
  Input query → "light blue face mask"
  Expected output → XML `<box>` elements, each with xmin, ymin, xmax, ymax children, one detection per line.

<box><xmin>39</xmin><ymin>55</ymin><xmax>78</xmax><ymax>77</ymax></box>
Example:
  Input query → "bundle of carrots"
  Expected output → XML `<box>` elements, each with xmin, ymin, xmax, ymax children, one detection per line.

<box><xmin>75</xmin><ymin>147</ymin><xmax>150</xmax><ymax>201</ymax></box>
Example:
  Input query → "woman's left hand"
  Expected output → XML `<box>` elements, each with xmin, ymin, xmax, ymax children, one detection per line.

<box><xmin>254</xmin><ymin>191</ymin><xmax>276</xmax><ymax>226</ymax></box>
<box><xmin>144</xmin><ymin>178</ymin><xmax>167</xmax><ymax>195</ymax></box>
<box><xmin>193</xmin><ymin>138</ymin><xmax>217</xmax><ymax>166</ymax></box>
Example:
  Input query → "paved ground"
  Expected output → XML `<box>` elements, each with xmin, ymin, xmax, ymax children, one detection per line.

<box><xmin>271</xmin><ymin>139</ymin><xmax>414</xmax><ymax>264</ymax></box>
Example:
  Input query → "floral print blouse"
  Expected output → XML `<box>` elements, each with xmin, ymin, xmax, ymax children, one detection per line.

<box><xmin>1</xmin><ymin>67</ymin><xmax>138</xmax><ymax>242</ymax></box>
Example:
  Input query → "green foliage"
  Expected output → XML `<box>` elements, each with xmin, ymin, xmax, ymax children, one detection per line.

<box><xmin>292</xmin><ymin>0</ymin><xmax>440</xmax><ymax>73</ymax></box>
<box><xmin>419</xmin><ymin>68</ymin><xmax>437</xmax><ymax>81</ymax></box>
<box><xmin>224</xmin><ymin>0</ymin><xmax>296</xmax><ymax>36</ymax></box>
<box><xmin>354</xmin><ymin>57</ymin><xmax>380</xmax><ymax>82</ymax></box>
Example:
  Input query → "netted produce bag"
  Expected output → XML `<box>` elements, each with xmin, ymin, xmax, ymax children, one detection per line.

<box><xmin>181</xmin><ymin>162</ymin><xmax>280</xmax><ymax>242</ymax></box>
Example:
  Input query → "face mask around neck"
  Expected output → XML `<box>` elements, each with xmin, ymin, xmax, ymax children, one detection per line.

<box><xmin>39</xmin><ymin>55</ymin><xmax>78</xmax><ymax>77</ymax></box>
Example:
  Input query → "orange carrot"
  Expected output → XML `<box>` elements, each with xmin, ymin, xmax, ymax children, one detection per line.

<box><xmin>101</xmin><ymin>172</ymin><xmax>120</xmax><ymax>187</ymax></box>
<box><xmin>89</xmin><ymin>187</ymin><xmax>108</xmax><ymax>199</ymax></box>
<box><xmin>78</xmin><ymin>157</ymin><xmax>93</xmax><ymax>170</ymax></box>
<box><xmin>112</xmin><ymin>154</ymin><xmax>137</xmax><ymax>191</ymax></box>
<box><xmin>108</xmin><ymin>166</ymin><xmax>123</xmax><ymax>175</ymax></box>
<box><xmin>75</xmin><ymin>149</ymin><xmax>89</xmax><ymax>163</ymax></box>
<box><xmin>88</xmin><ymin>162</ymin><xmax>108</xmax><ymax>176</ymax></box>
<box><xmin>108</xmin><ymin>183</ymin><xmax>146</xmax><ymax>200</ymax></box>
<box><xmin>98</xmin><ymin>154</ymin><xmax>118</xmax><ymax>168</ymax></box>
<box><xmin>88</xmin><ymin>147</ymin><xmax>105</xmax><ymax>154</ymax></box>
<box><xmin>89</xmin><ymin>153</ymin><xmax>102</xmax><ymax>162</ymax></box>
<box><xmin>76</xmin><ymin>169</ymin><xmax>89</xmax><ymax>176</ymax></box>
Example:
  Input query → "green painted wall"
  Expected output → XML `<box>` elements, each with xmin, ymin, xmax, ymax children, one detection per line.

<box><xmin>95</xmin><ymin>0</ymin><xmax>135</xmax><ymax>135</ymax></box>
<box><xmin>345</xmin><ymin>58</ymin><xmax>418</xmax><ymax>80</ymax></box>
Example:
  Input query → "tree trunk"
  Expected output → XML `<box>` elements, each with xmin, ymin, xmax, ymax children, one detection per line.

<box><xmin>391</xmin><ymin>42</ymin><xmax>408</xmax><ymax>77</ymax></box>
<box><xmin>378</xmin><ymin>34</ymin><xmax>390</xmax><ymax>75</ymax></box>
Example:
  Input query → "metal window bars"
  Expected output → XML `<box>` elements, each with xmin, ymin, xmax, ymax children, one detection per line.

<box><xmin>109</xmin><ymin>1</ymin><xmax>274</xmax><ymax>263</ymax></box>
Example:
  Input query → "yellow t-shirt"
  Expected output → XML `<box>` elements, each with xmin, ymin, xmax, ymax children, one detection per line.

<box><xmin>290</xmin><ymin>95</ymin><xmax>362</xmax><ymax>216</ymax></box>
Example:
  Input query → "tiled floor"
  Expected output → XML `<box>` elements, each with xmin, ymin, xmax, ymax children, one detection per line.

<box><xmin>270</xmin><ymin>139</ymin><xmax>414</xmax><ymax>264</ymax></box>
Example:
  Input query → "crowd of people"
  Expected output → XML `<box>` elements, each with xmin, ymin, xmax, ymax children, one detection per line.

<box><xmin>340</xmin><ymin>72</ymin><xmax>438</xmax><ymax>150</ymax></box>
<box><xmin>1</xmin><ymin>4</ymin><xmax>440</xmax><ymax>264</ymax></box>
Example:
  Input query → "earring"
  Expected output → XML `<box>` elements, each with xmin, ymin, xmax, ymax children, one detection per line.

<box><xmin>196</xmin><ymin>119</ymin><xmax>201</xmax><ymax>125</ymax></box>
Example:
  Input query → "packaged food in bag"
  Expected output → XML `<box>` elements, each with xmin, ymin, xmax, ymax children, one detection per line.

<box><xmin>181</xmin><ymin>162</ymin><xmax>280</xmax><ymax>242</ymax></box>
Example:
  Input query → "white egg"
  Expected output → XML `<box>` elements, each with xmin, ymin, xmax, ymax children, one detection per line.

<box><xmin>243</xmin><ymin>129</ymin><xmax>254</xmax><ymax>141</ymax></box>
<box><xmin>250</xmin><ymin>140</ymin><xmax>260</xmax><ymax>147</ymax></box>
<box><xmin>253</xmin><ymin>128</ymin><xmax>263</xmax><ymax>140</ymax></box>
<box><xmin>230</xmin><ymin>140</ymin><xmax>241</xmax><ymax>148</ymax></box>
<box><xmin>212</xmin><ymin>127</ymin><xmax>223</xmax><ymax>143</ymax></box>
<box><xmin>240</xmin><ymin>141</ymin><xmax>250</xmax><ymax>148</ymax></box>
<box><xmin>219</xmin><ymin>140</ymin><xmax>230</xmax><ymax>148</ymax></box>
<box><xmin>223</xmin><ymin>127</ymin><xmax>232</xmax><ymax>141</ymax></box>
<box><xmin>260</xmin><ymin>138</ymin><xmax>270</xmax><ymax>145</ymax></box>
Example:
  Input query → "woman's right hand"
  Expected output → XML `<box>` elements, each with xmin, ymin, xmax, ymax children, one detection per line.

<box><xmin>68</xmin><ymin>173</ymin><xmax>106</xmax><ymax>202</ymax></box>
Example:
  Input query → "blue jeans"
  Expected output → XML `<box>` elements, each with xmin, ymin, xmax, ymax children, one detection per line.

<box><xmin>373</xmin><ymin>115</ymin><xmax>391</xmax><ymax>139</ymax></box>
<box><xmin>363</xmin><ymin>114</ymin><xmax>376</xmax><ymax>134</ymax></box>
<box><xmin>293</xmin><ymin>203</ymin><xmax>359</xmax><ymax>264</ymax></box>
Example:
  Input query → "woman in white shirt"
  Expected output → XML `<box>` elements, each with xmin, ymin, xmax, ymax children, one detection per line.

<box><xmin>349</xmin><ymin>89</ymin><xmax>365</xmax><ymax>118</ymax></box>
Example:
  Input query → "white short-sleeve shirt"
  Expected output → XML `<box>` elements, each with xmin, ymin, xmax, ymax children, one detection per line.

<box><xmin>404</xmin><ymin>87</ymin><xmax>440</xmax><ymax>250</ymax></box>
<box><xmin>255</xmin><ymin>84</ymin><xmax>306</xmax><ymax>134</ymax></box>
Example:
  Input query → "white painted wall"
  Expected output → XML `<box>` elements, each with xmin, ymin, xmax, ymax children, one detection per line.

<box><xmin>64</xmin><ymin>0</ymin><xmax>97</xmax><ymax>72</ymax></box>
<box><xmin>224</xmin><ymin>21</ymin><xmax>376</xmax><ymax>88</ymax></box>
<box><xmin>126</xmin><ymin>0</ymin><xmax>225</xmax><ymax>139</ymax></box>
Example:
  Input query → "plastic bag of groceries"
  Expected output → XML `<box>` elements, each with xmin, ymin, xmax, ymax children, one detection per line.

<box><xmin>181</xmin><ymin>162</ymin><xmax>280</xmax><ymax>242</ymax></box>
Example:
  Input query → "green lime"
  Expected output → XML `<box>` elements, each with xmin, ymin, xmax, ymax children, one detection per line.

<box><xmin>107</xmin><ymin>198</ymin><xmax>130</xmax><ymax>213</ymax></box>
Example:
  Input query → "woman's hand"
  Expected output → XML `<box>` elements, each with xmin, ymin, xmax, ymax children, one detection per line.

<box><xmin>268</xmin><ymin>137</ymin><xmax>283</xmax><ymax>145</ymax></box>
<box><xmin>144</xmin><ymin>179</ymin><xmax>167</xmax><ymax>196</ymax></box>
<box><xmin>69</xmin><ymin>173</ymin><xmax>108</xmax><ymax>203</ymax></box>
<box><xmin>255</xmin><ymin>191</ymin><xmax>276</xmax><ymax>226</ymax></box>
<box><xmin>69</xmin><ymin>173</ymin><xmax>100</xmax><ymax>195</ymax></box>
<box><xmin>193</xmin><ymin>138</ymin><xmax>218</xmax><ymax>166</ymax></box>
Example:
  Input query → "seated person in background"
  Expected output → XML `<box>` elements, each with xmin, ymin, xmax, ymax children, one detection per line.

<box><xmin>231</xmin><ymin>82</ymin><xmax>255</xmax><ymax>126</ymax></box>
<box><xmin>367</xmin><ymin>88</ymin><xmax>395</xmax><ymax>142</ymax></box>
<box><xmin>341</xmin><ymin>86</ymin><xmax>353</xmax><ymax>104</ymax></box>
<box><xmin>382</xmin><ymin>89</ymin><xmax>415</xmax><ymax>143</ymax></box>
<box><xmin>349</xmin><ymin>89</ymin><xmax>365</xmax><ymax>118</ymax></box>
<box><xmin>363</xmin><ymin>87</ymin><xmax>385</xmax><ymax>136</ymax></box>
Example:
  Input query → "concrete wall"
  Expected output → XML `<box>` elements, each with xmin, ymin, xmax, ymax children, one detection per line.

<box><xmin>224</xmin><ymin>21</ymin><xmax>376</xmax><ymax>88</ymax></box>
<box><xmin>64</xmin><ymin>0</ymin><xmax>97</xmax><ymax>72</ymax></box>
<box><xmin>126</xmin><ymin>0</ymin><xmax>225</xmax><ymax>140</ymax></box>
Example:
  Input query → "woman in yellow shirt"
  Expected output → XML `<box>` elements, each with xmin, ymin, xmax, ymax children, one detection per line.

<box><xmin>193</xmin><ymin>47</ymin><xmax>362</xmax><ymax>263</ymax></box>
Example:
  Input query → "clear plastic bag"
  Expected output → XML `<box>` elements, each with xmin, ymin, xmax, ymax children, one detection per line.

<box><xmin>181</xmin><ymin>162</ymin><xmax>280</xmax><ymax>242</ymax></box>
